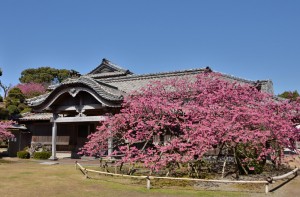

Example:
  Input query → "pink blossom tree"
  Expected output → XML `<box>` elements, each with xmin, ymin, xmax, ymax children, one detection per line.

<box><xmin>0</xmin><ymin>121</ymin><xmax>14</xmax><ymax>142</ymax></box>
<box><xmin>80</xmin><ymin>73</ymin><xmax>300</xmax><ymax>176</ymax></box>
<box><xmin>16</xmin><ymin>82</ymin><xmax>46</xmax><ymax>98</ymax></box>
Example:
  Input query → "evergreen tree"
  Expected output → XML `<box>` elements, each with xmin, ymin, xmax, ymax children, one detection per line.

<box><xmin>278</xmin><ymin>90</ymin><xmax>299</xmax><ymax>101</ymax></box>
<box><xmin>19</xmin><ymin>67</ymin><xmax>80</xmax><ymax>85</ymax></box>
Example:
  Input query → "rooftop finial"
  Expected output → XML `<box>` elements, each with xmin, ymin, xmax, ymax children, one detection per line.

<box><xmin>205</xmin><ymin>66</ymin><xmax>212</xmax><ymax>72</ymax></box>
<box><xmin>102</xmin><ymin>58</ymin><xmax>109</xmax><ymax>63</ymax></box>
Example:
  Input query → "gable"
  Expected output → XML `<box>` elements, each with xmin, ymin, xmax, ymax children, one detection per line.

<box><xmin>88</xmin><ymin>58</ymin><xmax>132</xmax><ymax>75</ymax></box>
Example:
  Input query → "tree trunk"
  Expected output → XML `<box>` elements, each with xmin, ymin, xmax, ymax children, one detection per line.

<box><xmin>237</xmin><ymin>156</ymin><xmax>248</xmax><ymax>175</ymax></box>
<box><xmin>221</xmin><ymin>154</ymin><xmax>228</xmax><ymax>178</ymax></box>
<box><xmin>166</xmin><ymin>169</ymin><xmax>170</xmax><ymax>177</ymax></box>
<box><xmin>119</xmin><ymin>162</ymin><xmax>124</xmax><ymax>172</ymax></box>
<box><xmin>233</xmin><ymin>147</ymin><xmax>239</xmax><ymax>179</ymax></box>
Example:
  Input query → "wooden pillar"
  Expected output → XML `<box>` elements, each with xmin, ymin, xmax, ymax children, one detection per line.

<box><xmin>49</xmin><ymin>113</ymin><xmax>58</xmax><ymax>160</ymax></box>
<box><xmin>146</xmin><ymin>176</ymin><xmax>151</xmax><ymax>189</ymax></box>
<box><xmin>265</xmin><ymin>183</ymin><xmax>269</xmax><ymax>194</ymax></box>
<box><xmin>108</xmin><ymin>136</ymin><xmax>113</xmax><ymax>156</ymax></box>
<box><xmin>107</xmin><ymin>127</ymin><xmax>113</xmax><ymax>156</ymax></box>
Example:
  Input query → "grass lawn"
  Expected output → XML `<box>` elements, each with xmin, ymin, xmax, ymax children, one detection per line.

<box><xmin>0</xmin><ymin>158</ymin><xmax>267</xmax><ymax>197</ymax></box>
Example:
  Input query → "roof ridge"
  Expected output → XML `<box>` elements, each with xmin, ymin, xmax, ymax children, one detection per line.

<box><xmin>103</xmin><ymin>58</ymin><xmax>126</xmax><ymax>71</ymax></box>
<box><xmin>86</xmin><ymin>71</ymin><xmax>129</xmax><ymax>79</ymax></box>
<box><xmin>87</xmin><ymin>58</ymin><xmax>130</xmax><ymax>75</ymax></box>
<box><xmin>217</xmin><ymin>72</ymin><xmax>256</xmax><ymax>84</ymax></box>
<box><xmin>100</xmin><ymin>68</ymin><xmax>208</xmax><ymax>83</ymax></box>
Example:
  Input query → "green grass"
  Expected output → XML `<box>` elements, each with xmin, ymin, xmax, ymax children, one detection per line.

<box><xmin>0</xmin><ymin>158</ymin><xmax>13</xmax><ymax>163</ymax></box>
<box><xmin>0</xmin><ymin>159</ymin><xmax>261</xmax><ymax>197</ymax></box>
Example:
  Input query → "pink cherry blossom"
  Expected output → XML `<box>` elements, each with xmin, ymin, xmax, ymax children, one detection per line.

<box><xmin>16</xmin><ymin>83</ymin><xmax>46</xmax><ymax>98</ymax></box>
<box><xmin>0</xmin><ymin>121</ymin><xmax>14</xmax><ymax>141</ymax></box>
<box><xmin>80</xmin><ymin>73</ymin><xmax>300</xmax><ymax>174</ymax></box>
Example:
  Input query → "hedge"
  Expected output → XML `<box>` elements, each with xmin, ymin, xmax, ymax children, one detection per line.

<box><xmin>17</xmin><ymin>151</ymin><xmax>30</xmax><ymax>159</ymax></box>
<box><xmin>33</xmin><ymin>152</ymin><xmax>52</xmax><ymax>160</ymax></box>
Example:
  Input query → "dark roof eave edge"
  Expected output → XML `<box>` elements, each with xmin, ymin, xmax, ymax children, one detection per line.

<box><xmin>26</xmin><ymin>78</ymin><xmax>124</xmax><ymax>107</ymax></box>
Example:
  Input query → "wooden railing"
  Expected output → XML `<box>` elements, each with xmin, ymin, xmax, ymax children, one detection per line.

<box><xmin>31</xmin><ymin>136</ymin><xmax>70</xmax><ymax>145</ymax></box>
<box><xmin>75</xmin><ymin>161</ymin><xmax>298</xmax><ymax>194</ymax></box>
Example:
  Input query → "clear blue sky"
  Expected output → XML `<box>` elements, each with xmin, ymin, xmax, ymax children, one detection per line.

<box><xmin>0</xmin><ymin>0</ymin><xmax>299</xmax><ymax>95</ymax></box>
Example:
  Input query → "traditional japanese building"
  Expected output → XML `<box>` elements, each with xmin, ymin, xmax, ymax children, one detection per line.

<box><xmin>18</xmin><ymin>59</ymin><xmax>274</xmax><ymax>160</ymax></box>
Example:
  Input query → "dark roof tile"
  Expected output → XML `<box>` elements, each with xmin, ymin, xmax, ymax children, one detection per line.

<box><xmin>26</xmin><ymin>59</ymin><xmax>274</xmax><ymax>108</ymax></box>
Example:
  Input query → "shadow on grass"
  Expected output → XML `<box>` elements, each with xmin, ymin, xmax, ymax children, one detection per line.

<box><xmin>0</xmin><ymin>158</ymin><xmax>13</xmax><ymax>163</ymax></box>
<box><xmin>269</xmin><ymin>174</ymin><xmax>298</xmax><ymax>193</ymax></box>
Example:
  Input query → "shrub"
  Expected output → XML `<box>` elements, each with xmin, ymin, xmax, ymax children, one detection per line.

<box><xmin>33</xmin><ymin>151</ymin><xmax>51</xmax><ymax>160</ymax></box>
<box><xmin>17</xmin><ymin>151</ymin><xmax>30</xmax><ymax>159</ymax></box>
<box><xmin>21</xmin><ymin>107</ymin><xmax>32</xmax><ymax>114</ymax></box>
<box><xmin>7</xmin><ymin>105</ymin><xmax>20</xmax><ymax>116</ymax></box>
<box><xmin>0</xmin><ymin>108</ymin><xmax>9</xmax><ymax>120</ymax></box>
<box><xmin>7</xmin><ymin>87</ymin><xmax>25</xmax><ymax>103</ymax></box>
<box><xmin>246</xmin><ymin>160</ymin><xmax>264</xmax><ymax>174</ymax></box>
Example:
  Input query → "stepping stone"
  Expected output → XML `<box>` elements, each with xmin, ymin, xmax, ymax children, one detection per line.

<box><xmin>40</xmin><ymin>161</ymin><xmax>59</xmax><ymax>165</ymax></box>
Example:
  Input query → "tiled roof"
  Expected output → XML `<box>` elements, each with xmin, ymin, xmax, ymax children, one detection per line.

<box><xmin>26</xmin><ymin>92</ymin><xmax>51</xmax><ymax>107</ymax></box>
<box><xmin>101</xmin><ymin>68</ymin><xmax>208</xmax><ymax>93</ymax></box>
<box><xmin>99</xmin><ymin>68</ymin><xmax>268</xmax><ymax>94</ymax></box>
<box><xmin>62</xmin><ymin>76</ymin><xmax>124</xmax><ymax>101</ymax></box>
<box><xmin>26</xmin><ymin>59</ymin><xmax>274</xmax><ymax>109</ymax></box>
<box><xmin>27</xmin><ymin>76</ymin><xmax>124</xmax><ymax>107</ymax></box>
<box><xmin>19</xmin><ymin>113</ymin><xmax>53</xmax><ymax>121</ymax></box>
<box><xmin>47</xmin><ymin>84</ymin><xmax>60</xmax><ymax>90</ymax></box>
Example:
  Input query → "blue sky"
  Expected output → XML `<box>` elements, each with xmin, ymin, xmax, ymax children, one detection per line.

<box><xmin>0</xmin><ymin>0</ymin><xmax>299</xmax><ymax>95</ymax></box>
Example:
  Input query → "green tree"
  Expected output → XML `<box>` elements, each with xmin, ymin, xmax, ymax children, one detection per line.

<box><xmin>0</xmin><ymin>68</ymin><xmax>12</xmax><ymax>98</ymax></box>
<box><xmin>0</xmin><ymin>68</ymin><xmax>15</xmax><ymax>120</ymax></box>
<box><xmin>7</xmin><ymin>105</ymin><xmax>20</xmax><ymax>117</ymax></box>
<box><xmin>19</xmin><ymin>67</ymin><xmax>80</xmax><ymax>85</ymax></box>
<box><xmin>0</xmin><ymin>108</ymin><xmax>9</xmax><ymax>120</ymax></box>
<box><xmin>5</xmin><ymin>87</ymin><xmax>28</xmax><ymax>118</ymax></box>
<box><xmin>278</xmin><ymin>90</ymin><xmax>299</xmax><ymax>101</ymax></box>
<box><xmin>6</xmin><ymin>87</ymin><xmax>25</xmax><ymax>104</ymax></box>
